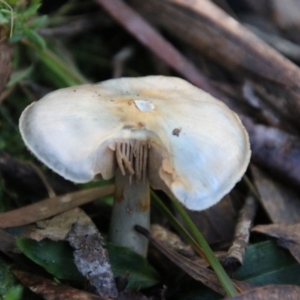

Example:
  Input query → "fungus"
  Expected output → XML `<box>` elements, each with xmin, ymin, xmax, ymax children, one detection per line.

<box><xmin>19</xmin><ymin>76</ymin><xmax>251</xmax><ymax>257</ymax></box>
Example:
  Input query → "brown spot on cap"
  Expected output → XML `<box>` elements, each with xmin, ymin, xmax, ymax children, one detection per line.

<box><xmin>172</xmin><ymin>127</ymin><xmax>182</xmax><ymax>137</ymax></box>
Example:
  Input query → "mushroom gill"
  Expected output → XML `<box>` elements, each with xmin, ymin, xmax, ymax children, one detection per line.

<box><xmin>109</xmin><ymin>139</ymin><xmax>150</xmax><ymax>183</ymax></box>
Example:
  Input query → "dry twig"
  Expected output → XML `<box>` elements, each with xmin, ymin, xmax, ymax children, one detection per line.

<box><xmin>223</xmin><ymin>195</ymin><xmax>257</xmax><ymax>271</ymax></box>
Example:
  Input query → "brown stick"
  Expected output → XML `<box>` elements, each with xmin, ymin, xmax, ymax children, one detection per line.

<box><xmin>95</xmin><ymin>0</ymin><xmax>215</xmax><ymax>94</ymax></box>
<box><xmin>130</xmin><ymin>0</ymin><xmax>300</xmax><ymax>130</ymax></box>
<box><xmin>0</xmin><ymin>186</ymin><xmax>114</xmax><ymax>228</ymax></box>
<box><xmin>223</xmin><ymin>195</ymin><xmax>257</xmax><ymax>271</ymax></box>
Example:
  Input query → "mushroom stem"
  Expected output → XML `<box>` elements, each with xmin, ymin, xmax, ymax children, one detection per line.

<box><xmin>109</xmin><ymin>168</ymin><xmax>150</xmax><ymax>257</ymax></box>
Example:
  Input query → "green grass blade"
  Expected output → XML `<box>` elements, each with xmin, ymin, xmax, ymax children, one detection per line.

<box><xmin>170</xmin><ymin>197</ymin><xmax>238</xmax><ymax>297</ymax></box>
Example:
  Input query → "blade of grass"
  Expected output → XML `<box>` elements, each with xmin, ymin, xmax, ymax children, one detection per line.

<box><xmin>23</xmin><ymin>40</ymin><xmax>88</xmax><ymax>87</ymax></box>
<box><xmin>170</xmin><ymin>196</ymin><xmax>238</xmax><ymax>297</ymax></box>
<box><xmin>151</xmin><ymin>191</ymin><xmax>206</xmax><ymax>259</ymax></box>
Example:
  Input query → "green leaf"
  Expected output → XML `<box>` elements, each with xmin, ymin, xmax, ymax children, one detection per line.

<box><xmin>107</xmin><ymin>244</ymin><xmax>160</xmax><ymax>290</ymax></box>
<box><xmin>7</xmin><ymin>65</ymin><xmax>33</xmax><ymax>87</ymax></box>
<box><xmin>24</xmin><ymin>27</ymin><xmax>46</xmax><ymax>50</ymax></box>
<box><xmin>3</xmin><ymin>285</ymin><xmax>23</xmax><ymax>300</ymax></box>
<box><xmin>28</xmin><ymin>15</ymin><xmax>47</xmax><ymax>29</ymax></box>
<box><xmin>0</xmin><ymin>11</ymin><xmax>8</xmax><ymax>23</ymax></box>
<box><xmin>9</xmin><ymin>34</ymin><xmax>25</xmax><ymax>43</ymax></box>
<box><xmin>234</xmin><ymin>241</ymin><xmax>300</xmax><ymax>286</ymax></box>
<box><xmin>22</xmin><ymin>4</ymin><xmax>41</xmax><ymax>18</ymax></box>
<box><xmin>0</xmin><ymin>9</ymin><xmax>12</xmax><ymax>15</ymax></box>
<box><xmin>16</xmin><ymin>238</ymin><xmax>84</xmax><ymax>281</ymax></box>
<box><xmin>16</xmin><ymin>238</ymin><xmax>160</xmax><ymax>290</ymax></box>
<box><xmin>0</xmin><ymin>257</ymin><xmax>18</xmax><ymax>297</ymax></box>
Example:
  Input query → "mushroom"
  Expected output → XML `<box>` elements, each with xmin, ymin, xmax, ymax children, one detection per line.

<box><xmin>19</xmin><ymin>76</ymin><xmax>251</xmax><ymax>257</ymax></box>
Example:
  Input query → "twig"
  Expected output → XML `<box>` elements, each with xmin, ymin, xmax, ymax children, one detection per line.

<box><xmin>0</xmin><ymin>185</ymin><xmax>114</xmax><ymax>228</ymax></box>
<box><xmin>223</xmin><ymin>195</ymin><xmax>257</xmax><ymax>272</ymax></box>
<box><xmin>95</xmin><ymin>0</ymin><xmax>215</xmax><ymax>94</ymax></box>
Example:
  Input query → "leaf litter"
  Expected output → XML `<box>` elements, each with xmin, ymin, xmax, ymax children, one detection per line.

<box><xmin>2</xmin><ymin>0</ymin><xmax>300</xmax><ymax>299</ymax></box>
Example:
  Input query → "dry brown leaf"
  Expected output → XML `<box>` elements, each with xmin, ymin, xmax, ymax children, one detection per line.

<box><xmin>228</xmin><ymin>284</ymin><xmax>300</xmax><ymax>300</ymax></box>
<box><xmin>251</xmin><ymin>166</ymin><xmax>300</xmax><ymax>224</ymax></box>
<box><xmin>29</xmin><ymin>208</ymin><xmax>118</xmax><ymax>298</ymax></box>
<box><xmin>0</xmin><ymin>185</ymin><xmax>114</xmax><ymax>228</ymax></box>
<box><xmin>252</xmin><ymin>223</ymin><xmax>300</xmax><ymax>263</ymax></box>
<box><xmin>95</xmin><ymin>0</ymin><xmax>229</xmax><ymax>102</ymax></box>
<box><xmin>185</xmin><ymin>195</ymin><xmax>239</xmax><ymax>246</ymax></box>
<box><xmin>130</xmin><ymin>0</ymin><xmax>300</xmax><ymax>130</ymax></box>
<box><xmin>136</xmin><ymin>226</ymin><xmax>253</xmax><ymax>296</ymax></box>
<box><xmin>12</xmin><ymin>269</ymin><xmax>109</xmax><ymax>300</ymax></box>
<box><xmin>151</xmin><ymin>224</ymin><xmax>195</xmax><ymax>258</ymax></box>
<box><xmin>150</xmin><ymin>224</ymin><xmax>226</xmax><ymax>268</ymax></box>
<box><xmin>243</xmin><ymin>118</ymin><xmax>300</xmax><ymax>190</ymax></box>
<box><xmin>30</xmin><ymin>208</ymin><xmax>88</xmax><ymax>241</ymax></box>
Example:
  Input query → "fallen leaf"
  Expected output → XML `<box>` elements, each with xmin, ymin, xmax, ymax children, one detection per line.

<box><xmin>21</xmin><ymin>208</ymin><xmax>159</xmax><ymax>292</ymax></box>
<box><xmin>228</xmin><ymin>285</ymin><xmax>300</xmax><ymax>300</ymax></box>
<box><xmin>151</xmin><ymin>224</ymin><xmax>195</xmax><ymax>258</ymax></box>
<box><xmin>183</xmin><ymin>195</ymin><xmax>239</xmax><ymax>246</ymax></box>
<box><xmin>23</xmin><ymin>208</ymin><xmax>117</xmax><ymax>298</ymax></box>
<box><xmin>252</xmin><ymin>223</ymin><xmax>300</xmax><ymax>263</ymax></box>
<box><xmin>251</xmin><ymin>166</ymin><xmax>300</xmax><ymax>224</ymax></box>
<box><xmin>135</xmin><ymin>226</ymin><xmax>253</xmax><ymax>296</ymax></box>
<box><xmin>244</xmin><ymin>118</ymin><xmax>300</xmax><ymax>190</ymax></box>
<box><xmin>12</xmin><ymin>269</ymin><xmax>108</xmax><ymax>300</ymax></box>
<box><xmin>234</xmin><ymin>241</ymin><xmax>300</xmax><ymax>286</ymax></box>
<box><xmin>66</xmin><ymin>212</ymin><xmax>118</xmax><ymax>298</ymax></box>
<box><xmin>16</xmin><ymin>238</ymin><xmax>84</xmax><ymax>281</ymax></box>
<box><xmin>130</xmin><ymin>0</ymin><xmax>300</xmax><ymax>130</ymax></box>
<box><xmin>107</xmin><ymin>244</ymin><xmax>160</xmax><ymax>290</ymax></box>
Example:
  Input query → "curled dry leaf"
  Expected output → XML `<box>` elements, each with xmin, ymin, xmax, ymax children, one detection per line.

<box><xmin>228</xmin><ymin>284</ymin><xmax>300</xmax><ymax>300</ymax></box>
<box><xmin>252</xmin><ymin>223</ymin><xmax>300</xmax><ymax>264</ymax></box>
<box><xmin>0</xmin><ymin>186</ymin><xmax>114</xmax><ymax>228</ymax></box>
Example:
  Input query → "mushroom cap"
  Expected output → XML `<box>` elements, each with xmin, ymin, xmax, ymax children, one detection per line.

<box><xmin>19</xmin><ymin>76</ymin><xmax>250</xmax><ymax>210</ymax></box>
